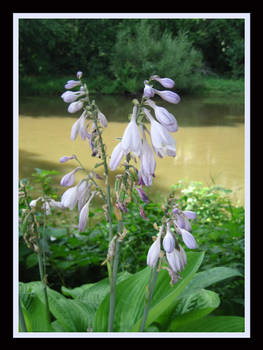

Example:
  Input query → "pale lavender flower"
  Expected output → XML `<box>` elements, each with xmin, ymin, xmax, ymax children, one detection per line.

<box><xmin>180</xmin><ymin>228</ymin><xmax>197</xmax><ymax>249</ymax></box>
<box><xmin>70</xmin><ymin>111</ymin><xmax>87</xmax><ymax>140</ymax></box>
<box><xmin>144</xmin><ymin>108</ymin><xmax>176</xmax><ymax>158</ymax></box>
<box><xmin>59</xmin><ymin>155</ymin><xmax>75</xmax><ymax>163</ymax></box>
<box><xmin>139</xmin><ymin>129</ymin><xmax>156</xmax><ymax>186</ymax></box>
<box><xmin>76</xmin><ymin>71</ymin><xmax>83</xmax><ymax>79</ymax></box>
<box><xmin>147</xmin><ymin>234</ymin><xmax>161</xmax><ymax>267</ymax></box>
<box><xmin>143</xmin><ymin>82</ymin><xmax>155</xmax><ymax>98</ymax></box>
<box><xmin>61</xmin><ymin>186</ymin><xmax>79</xmax><ymax>210</ymax></box>
<box><xmin>153</xmin><ymin>89</ymin><xmax>180</xmax><ymax>104</ymax></box>
<box><xmin>183</xmin><ymin>211</ymin><xmax>197</xmax><ymax>220</ymax></box>
<box><xmin>151</xmin><ymin>75</ymin><xmax>175</xmax><ymax>88</ymax></box>
<box><xmin>77</xmin><ymin>181</ymin><xmax>91</xmax><ymax>212</ymax></box>
<box><xmin>78</xmin><ymin>191</ymin><xmax>96</xmax><ymax>232</ymax></box>
<box><xmin>68</xmin><ymin>100</ymin><xmax>84</xmax><ymax>114</ymax></box>
<box><xmin>121</xmin><ymin>105</ymin><xmax>142</xmax><ymax>156</ymax></box>
<box><xmin>98</xmin><ymin>111</ymin><xmax>108</xmax><ymax>128</ymax></box>
<box><xmin>109</xmin><ymin>142</ymin><xmax>125</xmax><ymax>171</ymax></box>
<box><xmin>60</xmin><ymin>167</ymin><xmax>81</xmax><ymax>187</ymax></box>
<box><xmin>29</xmin><ymin>197</ymin><xmax>41</xmax><ymax>208</ymax></box>
<box><xmin>65</xmin><ymin>80</ymin><xmax>81</xmax><ymax>89</ymax></box>
<box><xmin>61</xmin><ymin>90</ymin><xmax>85</xmax><ymax>103</ymax></box>
<box><xmin>162</xmin><ymin>225</ymin><xmax>175</xmax><ymax>253</ymax></box>
<box><xmin>145</xmin><ymin>100</ymin><xmax>178</xmax><ymax>132</ymax></box>
<box><xmin>166</xmin><ymin>249</ymin><xmax>182</xmax><ymax>273</ymax></box>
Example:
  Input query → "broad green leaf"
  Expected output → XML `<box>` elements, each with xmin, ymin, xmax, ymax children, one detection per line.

<box><xmin>168</xmin><ymin>289</ymin><xmax>220</xmax><ymax>331</ymax></box>
<box><xmin>19</xmin><ymin>282</ymin><xmax>53</xmax><ymax>332</ymax></box>
<box><xmin>61</xmin><ymin>283</ymin><xmax>94</xmax><ymax>299</ymax></box>
<box><xmin>154</xmin><ymin>266</ymin><xmax>242</xmax><ymax>330</ymax></box>
<box><xmin>182</xmin><ymin>266</ymin><xmax>242</xmax><ymax>297</ymax></box>
<box><xmin>23</xmin><ymin>281</ymin><xmax>94</xmax><ymax>332</ymax></box>
<box><xmin>94</xmin><ymin>251</ymin><xmax>204</xmax><ymax>332</ymax></box>
<box><xmin>78</xmin><ymin>271</ymin><xmax>131</xmax><ymax>310</ymax></box>
<box><xmin>174</xmin><ymin>315</ymin><xmax>245</xmax><ymax>332</ymax></box>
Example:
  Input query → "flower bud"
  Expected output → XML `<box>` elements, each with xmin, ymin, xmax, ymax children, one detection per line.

<box><xmin>151</xmin><ymin>75</ymin><xmax>175</xmax><ymax>88</ymax></box>
<box><xmin>64</xmin><ymin>80</ymin><xmax>81</xmax><ymax>89</ymax></box>
<box><xmin>147</xmin><ymin>235</ymin><xmax>161</xmax><ymax>267</ymax></box>
<box><xmin>162</xmin><ymin>227</ymin><xmax>175</xmax><ymax>253</ymax></box>
<box><xmin>76</xmin><ymin>71</ymin><xmax>83</xmax><ymax>79</ymax></box>
<box><xmin>60</xmin><ymin>167</ymin><xmax>81</xmax><ymax>187</ymax></box>
<box><xmin>68</xmin><ymin>101</ymin><xmax>83</xmax><ymax>114</ymax></box>
<box><xmin>153</xmin><ymin>89</ymin><xmax>180</xmax><ymax>104</ymax></box>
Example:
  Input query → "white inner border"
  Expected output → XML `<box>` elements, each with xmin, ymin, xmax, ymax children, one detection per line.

<box><xmin>13</xmin><ymin>12</ymin><xmax>251</xmax><ymax>339</ymax></box>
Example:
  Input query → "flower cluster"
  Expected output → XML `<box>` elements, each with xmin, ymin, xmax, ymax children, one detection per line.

<box><xmin>109</xmin><ymin>75</ymin><xmax>180</xmax><ymax>187</ymax></box>
<box><xmin>61</xmin><ymin>71</ymin><xmax>108</xmax><ymax>154</ymax></box>
<box><xmin>57</xmin><ymin>72</ymin><xmax>110</xmax><ymax>232</ymax></box>
<box><xmin>146</xmin><ymin>206</ymin><xmax>197</xmax><ymax>285</ymax></box>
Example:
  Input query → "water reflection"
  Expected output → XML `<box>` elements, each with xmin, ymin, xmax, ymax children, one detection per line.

<box><xmin>19</xmin><ymin>95</ymin><xmax>245</xmax><ymax>205</ymax></box>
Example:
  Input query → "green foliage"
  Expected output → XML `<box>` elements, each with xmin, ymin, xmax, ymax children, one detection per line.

<box><xmin>19</xmin><ymin>253</ymin><xmax>244</xmax><ymax>332</ymax></box>
<box><xmin>110</xmin><ymin>22</ymin><xmax>203</xmax><ymax>94</ymax></box>
<box><xmin>172</xmin><ymin>181</ymin><xmax>245</xmax><ymax>316</ymax></box>
<box><xmin>19</xmin><ymin>18</ymin><xmax>244</xmax><ymax>96</ymax></box>
<box><xmin>19</xmin><ymin>173</ymin><xmax>245</xmax><ymax>320</ymax></box>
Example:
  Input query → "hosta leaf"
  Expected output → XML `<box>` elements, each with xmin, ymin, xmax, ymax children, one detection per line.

<box><xmin>174</xmin><ymin>315</ymin><xmax>245</xmax><ymax>332</ymax></box>
<box><xmin>168</xmin><ymin>289</ymin><xmax>220</xmax><ymax>331</ymax></box>
<box><xmin>19</xmin><ymin>282</ymin><xmax>53</xmax><ymax>332</ymax></box>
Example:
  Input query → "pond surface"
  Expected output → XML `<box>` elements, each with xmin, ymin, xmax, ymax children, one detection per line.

<box><xmin>19</xmin><ymin>94</ymin><xmax>245</xmax><ymax>205</ymax></box>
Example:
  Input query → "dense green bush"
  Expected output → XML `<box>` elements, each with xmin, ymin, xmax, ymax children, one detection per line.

<box><xmin>110</xmin><ymin>22</ymin><xmax>203</xmax><ymax>94</ymax></box>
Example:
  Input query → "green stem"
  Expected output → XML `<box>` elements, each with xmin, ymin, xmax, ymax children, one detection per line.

<box><xmin>108</xmin><ymin>238</ymin><xmax>120</xmax><ymax>332</ymax></box>
<box><xmin>94</xmin><ymin>116</ymin><xmax>113</xmax><ymax>241</ymax></box>
<box><xmin>37</xmin><ymin>248</ymin><xmax>51</xmax><ymax>323</ymax></box>
<box><xmin>140</xmin><ymin>265</ymin><xmax>159</xmax><ymax>332</ymax></box>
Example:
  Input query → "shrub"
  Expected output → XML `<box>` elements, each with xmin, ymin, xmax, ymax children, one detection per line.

<box><xmin>110</xmin><ymin>21</ymin><xmax>204</xmax><ymax>94</ymax></box>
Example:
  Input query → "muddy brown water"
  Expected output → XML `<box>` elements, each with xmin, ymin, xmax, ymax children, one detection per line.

<box><xmin>19</xmin><ymin>94</ymin><xmax>245</xmax><ymax>205</ymax></box>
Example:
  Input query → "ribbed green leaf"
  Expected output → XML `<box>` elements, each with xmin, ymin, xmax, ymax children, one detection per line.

<box><xmin>168</xmin><ymin>289</ymin><xmax>220</xmax><ymax>331</ymax></box>
<box><xmin>19</xmin><ymin>282</ymin><xmax>53</xmax><ymax>332</ymax></box>
<box><xmin>174</xmin><ymin>315</ymin><xmax>245</xmax><ymax>332</ymax></box>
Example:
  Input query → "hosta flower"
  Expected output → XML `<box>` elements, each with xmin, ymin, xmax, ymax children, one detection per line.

<box><xmin>147</xmin><ymin>233</ymin><xmax>161</xmax><ymax>267</ymax></box>
<box><xmin>151</xmin><ymin>75</ymin><xmax>175</xmax><ymax>89</ymax></box>
<box><xmin>60</xmin><ymin>167</ymin><xmax>81</xmax><ymax>187</ymax></box>
<box><xmin>145</xmin><ymin>100</ymin><xmax>178</xmax><ymax>132</ymax></box>
<box><xmin>98</xmin><ymin>110</ymin><xmax>108</xmax><ymax>128</ymax></box>
<box><xmin>76</xmin><ymin>71</ymin><xmax>83</xmax><ymax>79</ymax></box>
<box><xmin>68</xmin><ymin>100</ymin><xmax>84</xmax><ymax>114</ymax></box>
<box><xmin>59</xmin><ymin>155</ymin><xmax>75</xmax><ymax>163</ymax></box>
<box><xmin>153</xmin><ymin>89</ymin><xmax>180</xmax><ymax>104</ymax></box>
<box><xmin>162</xmin><ymin>225</ymin><xmax>175</xmax><ymax>253</ymax></box>
<box><xmin>78</xmin><ymin>192</ymin><xmax>96</xmax><ymax>232</ymax></box>
<box><xmin>139</xmin><ymin>129</ymin><xmax>156</xmax><ymax>186</ymax></box>
<box><xmin>109</xmin><ymin>142</ymin><xmax>125</xmax><ymax>171</ymax></box>
<box><xmin>121</xmin><ymin>105</ymin><xmax>142</xmax><ymax>156</ymax></box>
<box><xmin>64</xmin><ymin>80</ymin><xmax>81</xmax><ymax>89</ymax></box>
<box><xmin>144</xmin><ymin>108</ymin><xmax>176</xmax><ymax>158</ymax></box>
<box><xmin>61</xmin><ymin>186</ymin><xmax>79</xmax><ymax>210</ymax></box>
<box><xmin>166</xmin><ymin>249</ymin><xmax>182</xmax><ymax>273</ymax></box>
<box><xmin>180</xmin><ymin>228</ymin><xmax>197</xmax><ymax>249</ymax></box>
<box><xmin>77</xmin><ymin>181</ymin><xmax>91</xmax><ymax>212</ymax></box>
<box><xmin>70</xmin><ymin>111</ymin><xmax>87</xmax><ymax>140</ymax></box>
<box><xmin>61</xmin><ymin>90</ymin><xmax>85</xmax><ymax>103</ymax></box>
<box><xmin>143</xmin><ymin>82</ymin><xmax>155</xmax><ymax>98</ymax></box>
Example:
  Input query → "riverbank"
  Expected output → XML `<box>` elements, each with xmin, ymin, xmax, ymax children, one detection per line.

<box><xmin>19</xmin><ymin>75</ymin><xmax>244</xmax><ymax>99</ymax></box>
